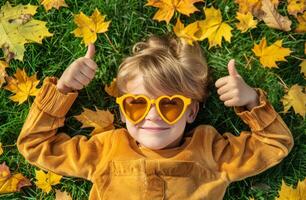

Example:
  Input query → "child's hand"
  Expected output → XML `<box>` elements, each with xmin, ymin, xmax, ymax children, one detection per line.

<box><xmin>56</xmin><ymin>44</ymin><xmax>97</xmax><ymax>94</ymax></box>
<box><xmin>215</xmin><ymin>59</ymin><xmax>259</xmax><ymax>110</ymax></box>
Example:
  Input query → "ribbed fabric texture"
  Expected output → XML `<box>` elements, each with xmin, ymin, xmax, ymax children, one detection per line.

<box><xmin>17</xmin><ymin>77</ymin><xmax>294</xmax><ymax>200</ymax></box>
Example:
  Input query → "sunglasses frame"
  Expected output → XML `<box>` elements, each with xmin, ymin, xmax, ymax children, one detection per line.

<box><xmin>116</xmin><ymin>94</ymin><xmax>192</xmax><ymax>125</ymax></box>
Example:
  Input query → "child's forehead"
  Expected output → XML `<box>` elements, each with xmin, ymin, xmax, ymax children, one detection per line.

<box><xmin>125</xmin><ymin>75</ymin><xmax>169</xmax><ymax>98</ymax></box>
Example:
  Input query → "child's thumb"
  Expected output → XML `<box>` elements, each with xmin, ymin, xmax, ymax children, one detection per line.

<box><xmin>227</xmin><ymin>59</ymin><xmax>238</xmax><ymax>77</ymax></box>
<box><xmin>85</xmin><ymin>43</ymin><xmax>95</xmax><ymax>59</ymax></box>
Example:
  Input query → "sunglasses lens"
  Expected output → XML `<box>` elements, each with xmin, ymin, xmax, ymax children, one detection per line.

<box><xmin>159</xmin><ymin>97</ymin><xmax>184</xmax><ymax>123</ymax></box>
<box><xmin>123</xmin><ymin>97</ymin><xmax>148</xmax><ymax>122</ymax></box>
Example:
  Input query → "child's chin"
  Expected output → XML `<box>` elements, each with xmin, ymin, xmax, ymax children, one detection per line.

<box><xmin>138</xmin><ymin>141</ymin><xmax>169</xmax><ymax>150</ymax></box>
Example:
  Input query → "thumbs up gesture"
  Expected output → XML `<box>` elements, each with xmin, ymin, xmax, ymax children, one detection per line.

<box><xmin>215</xmin><ymin>59</ymin><xmax>259</xmax><ymax>110</ymax></box>
<box><xmin>57</xmin><ymin>44</ymin><xmax>97</xmax><ymax>94</ymax></box>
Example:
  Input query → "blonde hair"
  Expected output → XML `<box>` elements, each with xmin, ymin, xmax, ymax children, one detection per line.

<box><xmin>116</xmin><ymin>34</ymin><xmax>210</xmax><ymax>102</ymax></box>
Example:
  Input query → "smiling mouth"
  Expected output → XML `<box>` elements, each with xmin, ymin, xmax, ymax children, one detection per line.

<box><xmin>140</xmin><ymin>127</ymin><xmax>170</xmax><ymax>131</ymax></box>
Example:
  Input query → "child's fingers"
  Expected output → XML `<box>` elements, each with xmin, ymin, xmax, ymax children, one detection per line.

<box><xmin>75</xmin><ymin>71</ymin><xmax>91</xmax><ymax>86</ymax></box>
<box><xmin>217</xmin><ymin>84</ymin><xmax>232</xmax><ymax>95</ymax></box>
<box><xmin>83</xmin><ymin>58</ymin><xmax>98</xmax><ymax>71</ymax></box>
<box><xmin>70</xmin><ymin>79</ymin><xmax>84</xmax><ymax>90</ymax></box>
<box><xmin>215</xmin><ymin>76</ymin><xmax>229</xmax><ymax>88</ymax></box>
<box><xmin>224</xmin><ymin>98</ymin><xmax>238</xmax><ymax>107</ymax></box>
<box><xmin>80</xmin><ymin>65</ymin><xmax>96</xmax><ymax>79</ymax></box>
<box><xmin>219</xmin><ymin>91</ymin><xmax>233</xmax><ymax>102</ymax></box>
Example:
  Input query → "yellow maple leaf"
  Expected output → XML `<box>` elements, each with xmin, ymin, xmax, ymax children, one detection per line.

<box><xmin>0</xmin><ymin>2</ymin><xmax>53</xmax><ymax>61</ymax></box>
<box><xmin>105</xmin><ymin>78</ymin><xmax>119</xmax><ymax>97</ymax></box>
<box><xmin>173</xmin><ymin>17</ymin><xmax>202</xmax><ymax>45</ymax></box>
<box><xmin>0</xmin><ymin>60</ymin><xmax>8</xmax><ymax>88</ymax></box>
<box><xmin>235</xmin><ymin>12</ymin><xmax>258</xmax><ymax>33</ymax></box>
<box><xmin>275</xmin><ymin>179</ymin><xmax>306</xmax><ymax>199</ymax></box>
<box><xmin>288</xmin><ymin>0</ymin><xmax>305</xmax><ymax>17</ymax></box>
<box><xmin>252</xmin><ymin>38</ymin><xmax>292</xmax><ymax>68</ymax></box>
<box><xmin>40</xmin><ymin>0</ymin><xmax>68</xmax><ymax>11</ymax></box>
<box><xmin>74</xmin><ymin>107</ymin><xmax>115</xmax><ymax>135</ymax></box>
<box><xmin>300</xmin><ymin>60</ymin><xmax>306</xmax><ymax>79</ymax></box>
<box><xmin>0</xmin><ymin>162</ymin><xmax>31</xmax><ymax>194</ymax></box>
<box><xmin>145</xmin><ymin>0</ymin><xmax>204</xmax><ymax>24</ymax></box>
<box><xmin>3</xmin><ymin>68</ymin><xmax>40</xmax><ymax>105</ymax></box>
<box><xmin>281</xmin><ymin>84</ymin><xmax>306</xmax><ymax>118</ymax></box>
<box><xmin>261</xmin><ymin>0</ymin><xmax>292</xmax><ymax>31</ymax></box>
<box><xmin>35</xmin><ymin>169</ymin><xmax>62</xmax><ymax>194</ymax></box>
<box><xmin>295</xmin><ymin>11</ymin><xmax>306</xmax><ymax>33</ymax></box>
<box><xmin>197</xmin><ymin>7</ymin><xmax>233</xmax><ymax>48</ymax></box>
<box><xmin>55</xmin><ymin>189</ymin><xmax>72</xmax><ymax>200</ymax></box>
<box><xmin>72</xmin><ymin>8</ymin><xmax>111</xmax><ymax>46</ymax></box>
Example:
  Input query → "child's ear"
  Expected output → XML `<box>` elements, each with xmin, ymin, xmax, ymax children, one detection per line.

<box><xmin>187</xmin><ymin>101</ymin><xmax>199</xmax><ymax>123</ymax></box>
<box><xmin>119</xmin><ymin>110</ymin><xmax>126</xmax><ymax>123</ymax></box>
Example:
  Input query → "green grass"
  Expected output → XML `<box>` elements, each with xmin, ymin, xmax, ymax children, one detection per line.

<box><xmin>0</xmin><ymin>0</ymin><xmax>305</xmax><ymax>199</ymax></box>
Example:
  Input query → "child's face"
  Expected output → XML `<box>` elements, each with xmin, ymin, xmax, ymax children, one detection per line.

<box><xmin>120</xmin><ymin>74</ymin><xmax>199</xmax><ymax>150</ymax></box>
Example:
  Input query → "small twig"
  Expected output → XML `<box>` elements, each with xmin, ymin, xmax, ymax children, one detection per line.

<box><xmin>104</xmin><ymin>33</ymin><xmax>119</xmax><ymax>53</ymax></box>
<box><xmin>272</xmin><ymin>72</ymin><xmax>288</xmax><ymax>90</ymax></box>
<box><xmin>2</xmin><ymin>143</ymin><xmax>16</xmax><ymax>148</ymax></box>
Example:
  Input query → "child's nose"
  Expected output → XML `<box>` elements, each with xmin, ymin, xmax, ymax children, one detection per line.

<box><xmin>145</xmin><ymin>104</ymin><xmax>163</xmax><ymax>122</ymax></box>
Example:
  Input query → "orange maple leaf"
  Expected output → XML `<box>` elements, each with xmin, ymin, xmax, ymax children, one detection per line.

<box><xmin>252</xmin><ymin>38</ymin><xmax>292</xmax><ymax>68</ymax></box>
<box><xmin>4</xmin><ymin>68</ymin><xmax>40</xmax><ymax>104</ymax></box>
<box><xmin>74</xmin><ymin>107</ymin><xmax>115</xmax><ymax>135</ymax></box>
<box><xmin>197</xmin><ymin>7</ymin><xmax>233</xmax><ymax>48</ymax></box>
<box><xmin>145</xmin><ymin>0</ymin><xmax>203</xmax><ymax>24</ymax></box>
<box><xmin>0</xmin><ymin>162</ymin><xmax>31</xmax><ymax>194</ymax></box>
<box><xmin>72</xmin><ymin>9</ymin><xmax>111</xmax><ymax>46</ymax></box>
<box><xmin>287</xmin><ymin>0</ymin><xmax>305</xmax><ymax>17</ymax></box>
<box><xmin>173</xmin><ymin>17</ymin><xmax>201</xmax><ymax>45</ymax></box>
<box><xmin>295</xmin><ymin>11</ymin><xmax>306</xmax><ymax>33</ymax></box>
<box><xmin>275</xmin><ymin>179</ymin><xmax>306</xmax><ymax>199</ymax></box>
<box><xmin>105</xmin><ymin>78</ymin><xmax>119</xmax><ymax>97</ymax></box>
<box><xmin>40</xmin><ymin>0</ymin><xmax>68</xmax><ymax>11</ymax></box>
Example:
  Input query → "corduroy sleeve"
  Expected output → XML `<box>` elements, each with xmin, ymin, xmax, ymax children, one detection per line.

<box><xmin>203</xmin><ymin>89</ymin><xmax>294</xmax><ymax>182</ymax></box>
<box><xmin>17</xmin><ymin>77</ymin><xmax>114</xmax><ymax>181</ymax></box>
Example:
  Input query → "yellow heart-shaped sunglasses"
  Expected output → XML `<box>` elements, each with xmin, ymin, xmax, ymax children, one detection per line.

<box><xmin>116</xmin><ymin>94</ymin><xmax>191</xmax><ymax>125</ymax></box>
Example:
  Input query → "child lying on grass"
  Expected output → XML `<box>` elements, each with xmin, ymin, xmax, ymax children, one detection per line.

<box><xmin>17</xmin><ymin>35</ymin><xmax>294</xmax><ymax>199</ymax></box>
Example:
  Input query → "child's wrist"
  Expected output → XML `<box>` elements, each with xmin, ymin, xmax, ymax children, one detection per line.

<box><xmin>245</xmin><ymin>89</ymin><xmax>259</xmax><ymax>111</ymax></box>
<box><xmin>56</xmin><ymin>83</ymin><xmax>73</xmax><ymax>95</ymax></box>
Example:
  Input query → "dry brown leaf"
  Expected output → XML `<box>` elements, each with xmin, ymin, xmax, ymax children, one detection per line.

<box><xmin>235</xmin><ymin>0</ymin><xmax>279</xmax><ymax>18</ymax></box>
<box><xmin>260</xmin><ymin>0</ymin><xmax>292</xmax><ymax>31</ymax></box>
<box><xmin>0</xmin><ymin>162</ymin><xmax>31</xmax><ymax>194</ymax></box>
<box><xmin>4</xmin><ymin>68</ymin><xmax>40</xmax><ymax>104</ymax></box>
<box><xmin>105</xmin><ymin>78</ymin><xmax>119</xmax><ymax>97</ymax></box>
<box><xmin>281</xmin><ymin>84</ymin><xmax>306</xmax><ymax>118</ymax></box>
<box><xmin>40</xmin><ymin>0</ymin><xmax>68</xmax><ymax>11</ymax></box>
<box><xmin>74</xmin><ymin>107</ymin><xmax>115</xmax><ymax>136</ymax></box>
<box><xmin>0</xmin><ymin>60</ymin><xmax>8</xmax><ymax>88</ymax></box>
<box><xmin>55</xmin><ymin>189</ymin><xmax>72</xmax><ymax>200</ymax></box>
